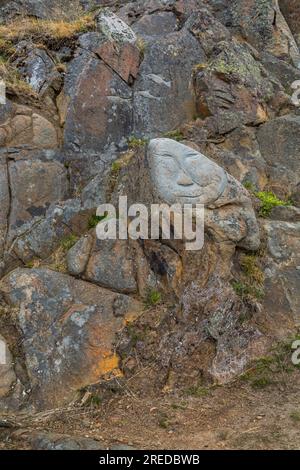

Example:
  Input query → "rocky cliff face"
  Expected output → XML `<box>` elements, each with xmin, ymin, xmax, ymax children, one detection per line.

<box><xmin>0</xmin><ymin>0</ymin><xmax>299</xmax><ymax>411</ymax></box>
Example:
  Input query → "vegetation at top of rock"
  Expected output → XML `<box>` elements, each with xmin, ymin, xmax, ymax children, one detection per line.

<box><xmin>0</xmin><ymin>14</ymin><xmax>95</xmax><ymax>47</ymax></box>
<box><xmin>0</xmin><ymin>13</ymin><xmax>94</xmax><ymax>98</ymax></box>
<box><xmin>127</xmin><ymin>136</ymin><xmax>149</xmax><ymax>149</ymax></box>
<box><xmin>163</xmin><ymin>129</ymin><xmax>185</xmax><ymax>141</ymax></box>
<box><xmin>255</xmin><ymin>191</ymin><xmax>291</xmax><ymax>217</ymax></box>
<box><xmin>0</xmin><ymin>55</ymin><xmax>37</xmax><ymax>97</ymax></box>
<box><xmin>0</xmin><ymin>38</ymin><xmax>15</xmax><ymax>58</ymax></box>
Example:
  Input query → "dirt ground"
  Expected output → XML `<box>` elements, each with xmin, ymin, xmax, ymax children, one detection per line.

<box><xmin>1</xmin><ymin>361</ymin><xmax>300</xmax><ymax>450</ymax></box>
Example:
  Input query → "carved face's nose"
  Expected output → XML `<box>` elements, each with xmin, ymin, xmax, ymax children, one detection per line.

<box><xmin>177</xmin><ymin>171</ymin><xmax>194</xmax><ymax>186</ymax></box>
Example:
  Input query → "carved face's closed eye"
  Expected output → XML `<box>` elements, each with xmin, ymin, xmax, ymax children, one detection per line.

<box><xmin>148</xmin><ymin>138</ymin><xmax>227</xmax><ymax>205</ymax></box>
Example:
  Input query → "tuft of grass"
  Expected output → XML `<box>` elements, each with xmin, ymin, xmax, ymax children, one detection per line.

<box><xmin>185</xmin><ymin>385</ymin><xmax>210</xmax><ymax>398</ymax></box>
<box><xmin>241</xmin><ymin>356</ymin><xmax>274</xmax><ymax>389</ymax></box>
<box><xmin>255</xmin><ymin>191</ymin><xmax>291</xmax><ymax>217</ymax></box>
<box><xmin>251</xmin><ymin>376</ymin><xmax>274</xmax><ymax>389</ymax></box>
<box><xmin>171</xmin><ymin>402</ymin><xmax>187</xmax><ymax>411</ymax></box>
<box><xmin>163</xmin><ymin>129</ymin><xmax>184</xmax><ymax>141</ymax></box>
<box><xmin>240</xmin><ymin>254</ymin><xmax>265</xmax><ymax>286</ymax></box>
<box><xmin>46</xmin><ymin>246</ymin><xmax>68</xmax><ymax>273</ymax></box>
<box><xmin>126</xmin><ymin>324</ymin><xmax>145</xmax><ymax>347</ymax></box>
<box><xmin>0</xmin><ymin>39</ymin><xmax>15</xmax><ymax>58</ymax></box>
<box><xmin>56</xmin><ymin>62</ymin><xmax>67</xmax><ymax>73</ymax></box>
<box><xmin>232</xmin><ymin>253</ymin><xmax>265</xmax><ymax>302</ymax></box>
<box><xmin>241</xmin><ymin>336</ymin><xmax>300</xmax><ymax>389</ymax></box>
<box><xmin>0</xmin><ymin>14</ymin><xmax>95</xmax><ymax>46</ymax></box>
<box><xmin>127</xmin><ymin>136</ymin><xmax>148</xmax><ymax>149</ymax></box>
<box><xmin>25</xmin><ymin>259</ymin><xmax>41</xmax><ymax>269</ymax></box>
<box><xmin>61</xmin><ymin>234</ymin><xmax>78</xmax><ymax>251</ymax></box>
<box><xmin>111</xmin><ymin>161</ymin><xmax>121</xmax><ymax>172</ymax></box>
<box><xmin>158</xmin><ymin>413</ymin><xmax>169</xmax><ymax>429</ymax></box>
<box><xmin>136</xmin><ymin>37</ymin><xmax>146</xmax><ymax>58</ymax></box>
<box><xmin>86</xmin><ymin>394</ymin><xmax>102</xmax><ymax>408</ymax></box>
<box><xmin>88</xmin><ymin>213</ymin><xmax>108</xmax><ymax>229</ymax></box>
<box><xmin>231</xmin><ymin>280</ymin><xmax>264</xmax><ymax>301</ymax></box>
<box><xmin>193</xmin><ymin>63</ymin><xmax>208</xmax><ymax>73</ymax></box>
<box><xmin>0</xmin><ymin>59</ymin><xmax>37</xmax><ymax>98</ymax></box>
<box><xmin>144</xmin><ymin>289</ymin><xmax>162</xmax><ymax>308</ymax></box>
<box><xmin>242</xmin><ymin>185</ymin><xmax>292</xmax><ymax>217</ymax></box>
<box><xmin>290</xmin><ymin>411</ymin><xmax>300</xmax><ymax>423</ymax></box>
<box><xmin>243</xmin><ymin>180</ymin><xmax>256</xmax><ymax>192</ymax></box>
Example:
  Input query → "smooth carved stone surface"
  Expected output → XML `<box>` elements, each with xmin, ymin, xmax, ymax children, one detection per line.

<box><xmin>147</xmin><ymin>138</ymin><xmax>260</xmax><ymax>250</ymax></box>
<box><xmin>148</xmin><ymin>138</ymin><xmax>228</xmax><ymax>206</ymax></box>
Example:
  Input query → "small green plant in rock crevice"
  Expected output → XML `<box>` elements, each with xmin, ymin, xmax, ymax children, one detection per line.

<box><xmin>144</xmin><ymin>289</ymin><xmax>162</xmax><ymax>308</ymax></box>
<box><xmin>136</xmin><ymin>37</ymin><xmax>146</xmax><ymax>59</ymax></box>
<box><xmin>243</xmin><ymin>180</ymin><xmax>256</xmax><ymax>192</ymax></box>
<box><xmin>232</xmin><ymin>253</ymin><xmax>265</xmax><ymax>301</ymax></box>
<box><xmin>111</xmin><ymin>160</ymin><xmax>122</xmax><ymax>174</ymax></box>
<box><xmin>255</xmin><ymin>191</ymin><xmax>291</xmax><ymax>217</ymax></box>
<box><xmin>231</xmin><ymin>280</ymin><xmax>264</xmax><ymax>301</ymax></box>
<box><xmin>88</xmin><ymin>213</ymin><xmax>108</xmax><ymax>229</ymax></box>
<box><xmin>61</xmin><ymin>234</ymin><xmax>78</xmax><ymax>251</ymax></box>
<box><xmin>241</xmin><ymin>335</ymin><xmax>300</xmax><ymax>390</ymax></box>
<box><xmin>240</xmin><ymin>254</ymin><xmax>265</xmax><ymax>286</ymax></box>
<box><xmin>163</xmin><ymin>129</ymin><xmax>184</xmax><ymax>142</ymax></box>
<box><xmin>242</xmin><ymin>184</ymin><xmax>292</xmax><ymax>218</ymax></box>
<box><xmin>127</xmin><ymin>136</ymin><xmax>149</xmax><ymax>149</ymax></box>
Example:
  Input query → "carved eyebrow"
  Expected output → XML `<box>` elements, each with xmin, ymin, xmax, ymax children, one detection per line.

<box><xmin>154</xmin><ymin>152</ymin><xmax>175</xmax><ymax>159</ymax></box>
<box><xmin>184</xmin><ymin>152</ymin><xmax>199</xmax><ymax>158</ymax></box>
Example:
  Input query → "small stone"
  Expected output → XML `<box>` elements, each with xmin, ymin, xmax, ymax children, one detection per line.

<box><xmin>32</xmin><ymin>113</ymin><xmax>58</xmax><ymax>148</ymax></box>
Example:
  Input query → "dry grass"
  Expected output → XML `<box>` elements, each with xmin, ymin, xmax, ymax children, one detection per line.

<box><xmin>240</xmin><ymin>254</ymin><xmax>265</xmax><ymax>286</ymax></box>
<box><xmin>0</xmin><ymin>14</ymin><xmax>95</xmax><ymax>46</ymax></box>
<box><xmin>0</xmin><ymin>57</ymin><xmax>37</xmax><ymax>97</ymax></box>
<box><xmin>0</xmin><ymin>14</ymin><xmax>94</xmax><ymax>98</ymax></box>
<box><xmin>0</xmin><ymin>39</ymin><xmax>15</xmax><ymax>57</ymax></box>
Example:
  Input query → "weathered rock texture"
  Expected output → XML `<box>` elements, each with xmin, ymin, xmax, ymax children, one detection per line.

<box><xmin>0</xmin><ymin>0</ymin><xmax>299</xmax><ymax>409</ymax></box>
<box><xmin>0</xmin><ymin>268</ymin><xmax>141</xmax><ymax>408</ymax></box>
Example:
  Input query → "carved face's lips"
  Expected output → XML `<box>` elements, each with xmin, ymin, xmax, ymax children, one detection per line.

<box><xmin>175</xmin><ymin>194</ymin><xmax>203</xmax><ymax>198</ymax></box>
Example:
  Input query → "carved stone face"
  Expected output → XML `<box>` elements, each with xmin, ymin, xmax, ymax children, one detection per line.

<box><xmin>148</xmin><ymin>138</ymin><xmax>227</xmax><ymax>205</ymax></box>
